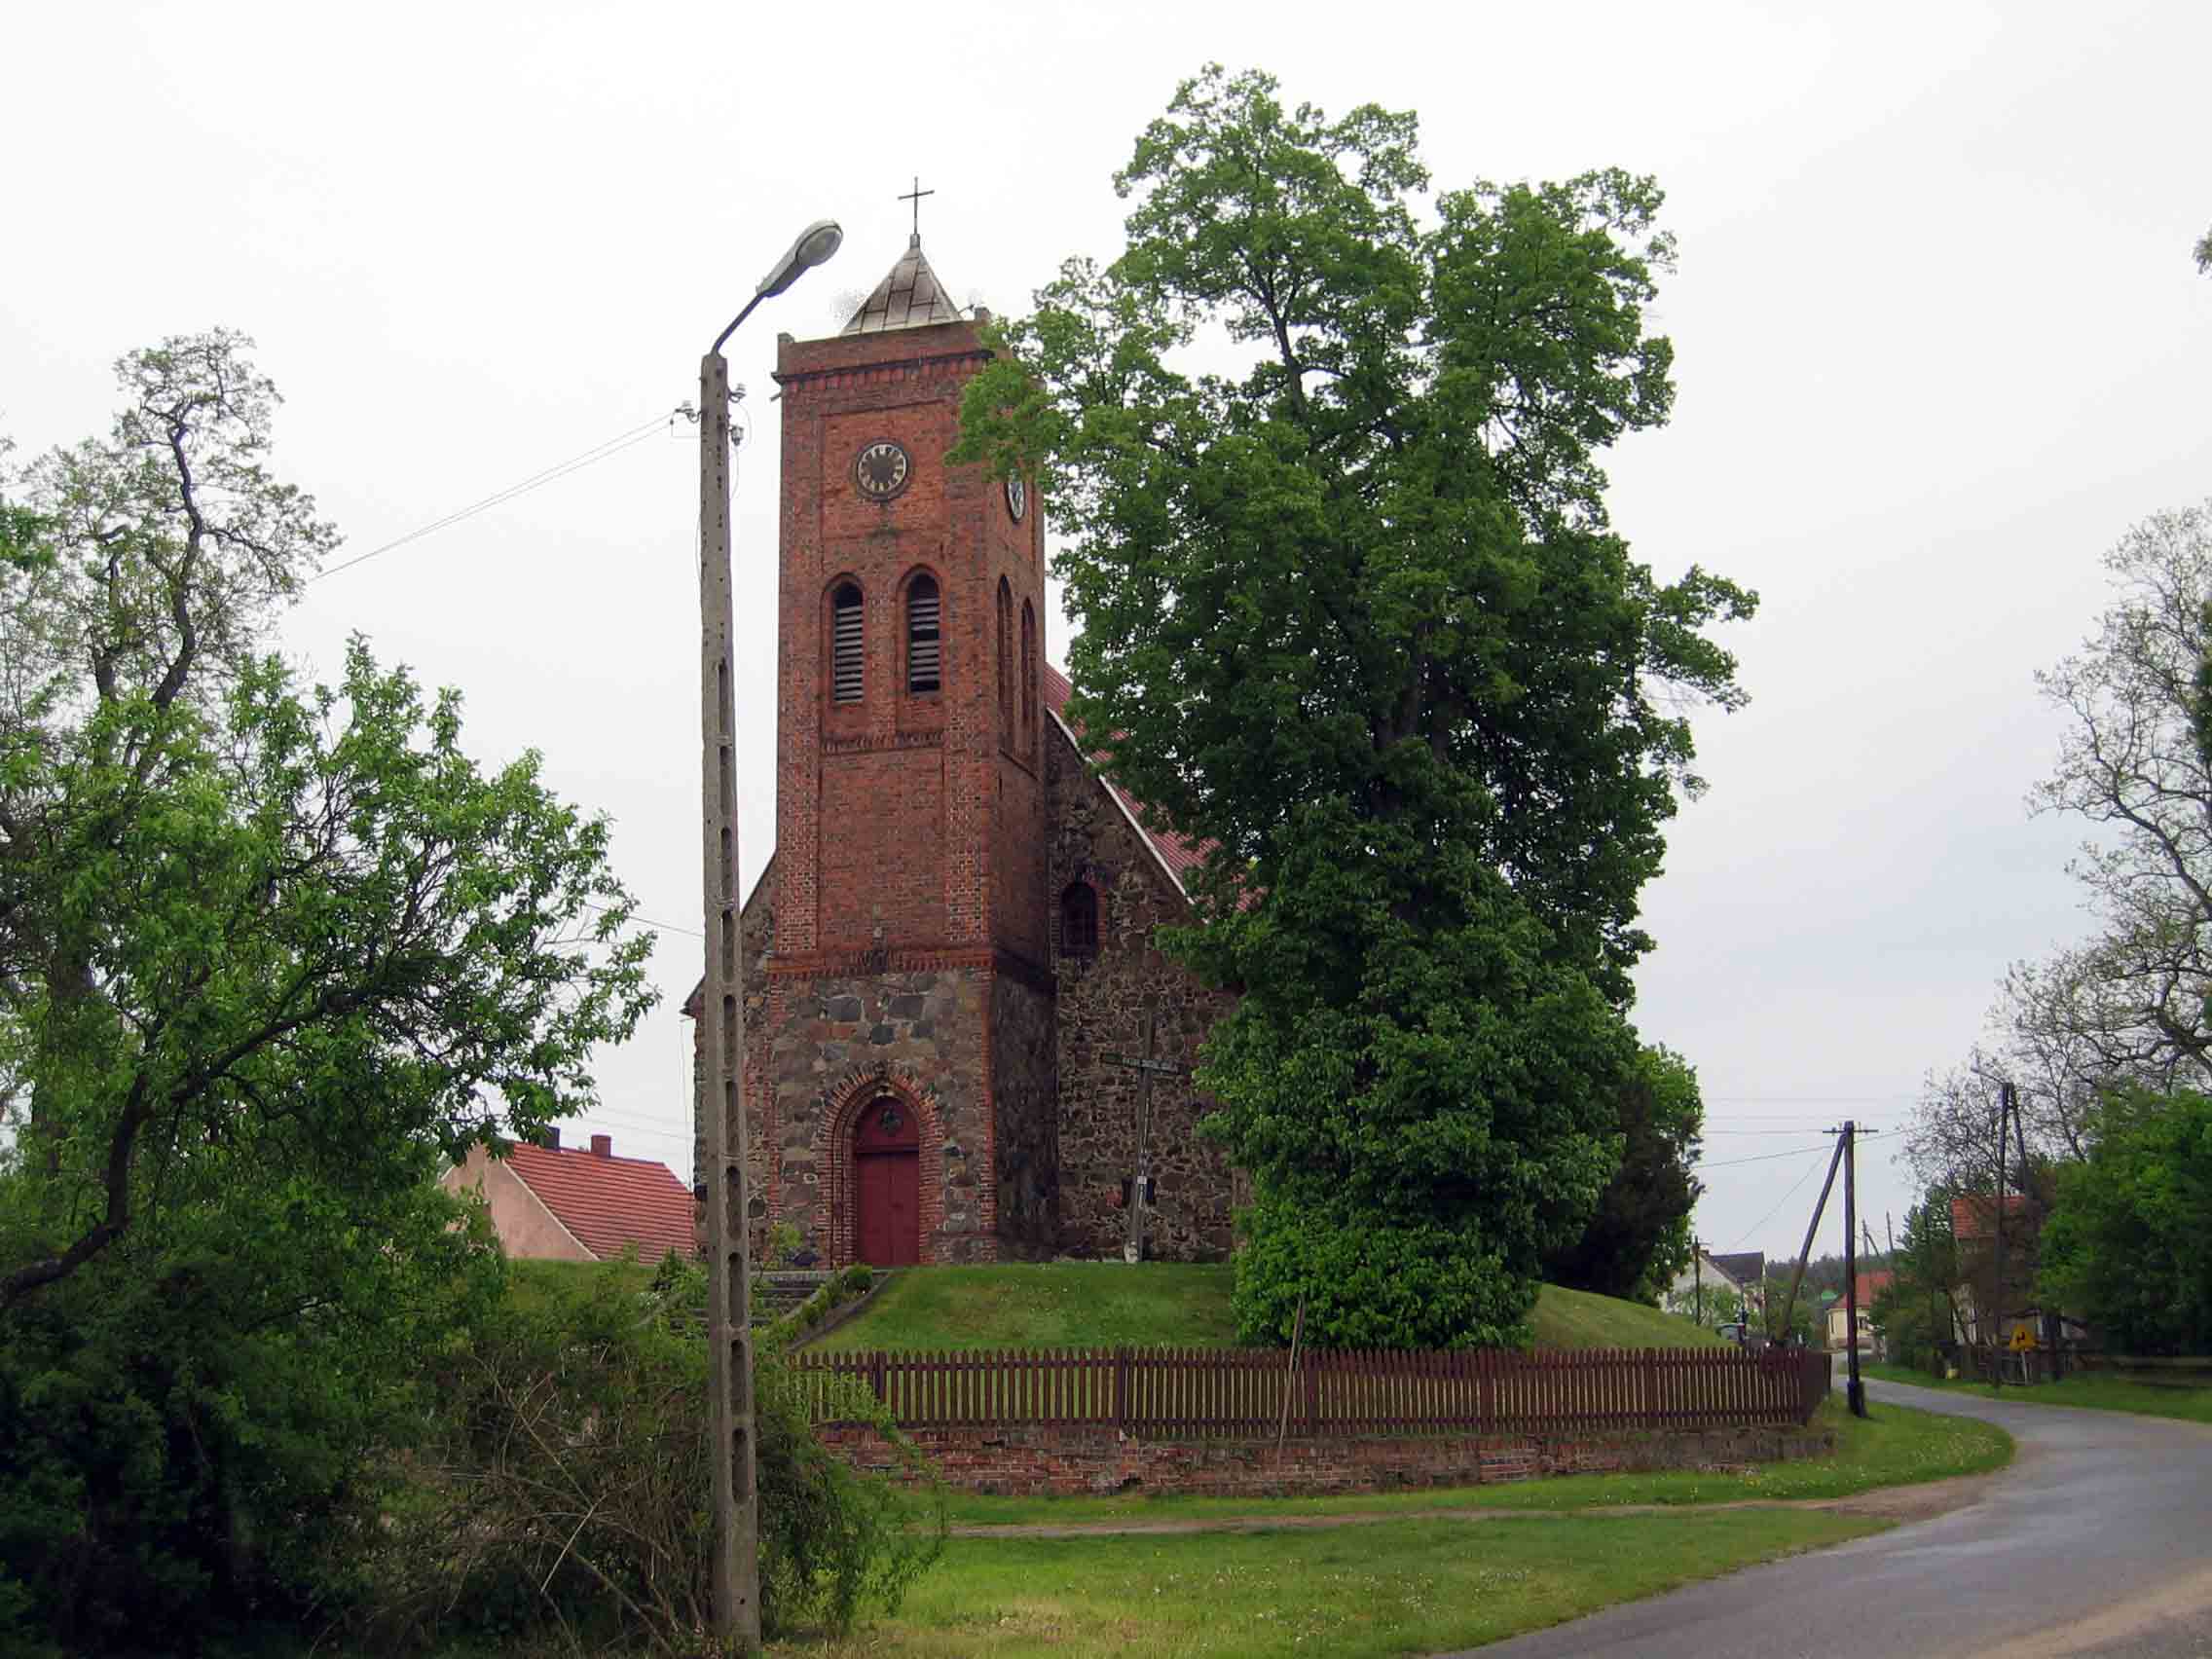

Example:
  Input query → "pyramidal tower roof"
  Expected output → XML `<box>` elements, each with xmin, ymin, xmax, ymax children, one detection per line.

<box><xmin>841</xmin><ymin>234</ymin><xmax>965</xmax><ymax>335</ymax></box>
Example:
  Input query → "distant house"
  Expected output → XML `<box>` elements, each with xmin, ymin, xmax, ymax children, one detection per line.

<box><xmin>442</xmin><ymin>1131</ymin><xmax>697</xmax><ymax>1264</ymax></box>
<box><xmin>1827</xmin><ymin>1270</ymin><xmax>1895</xmax><ymax>1356</ymax></box>
<box><xmin>1949</xmin><ymin>1193</ymin><xmax>2036</xmax><ymax>1346</ymax></box>
<box><xmin>1710</xmin><ymin>1252</ymin><xmax>1767</xmax><ymax>1320</ymax></box>
<box><xmin>1950</xmin><ymin>1193</ymin><xmax>2031</xmax><ymax>1244</ymax></box>
<box><xmin>1666</xmin><ymin>1249</ymin><xmax>1765</xmax><ymax>1322</ymax></box>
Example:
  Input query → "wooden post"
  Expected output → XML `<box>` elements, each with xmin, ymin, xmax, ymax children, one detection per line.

<box><xmin>1992</xmin><ymin>1084</ymin><xmax>2010</xmax><ymax>1391</ymax></box>
<box><xmin>1843</xmin><ymin>1120</ymin><xmax>1864</xmax><ymax>1418</ymax></box>
<box><xmin>1774</xmin><ymin>1135</ymin><xmax>1848</xmax><ymax>1343</ymax></box>
<box><xmin>1274</xmin><ymin>1292</ymin><xmax>1307</xmax><ymax>1454</ymax></box>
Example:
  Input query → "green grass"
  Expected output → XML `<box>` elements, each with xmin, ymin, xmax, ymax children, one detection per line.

<box><xmin>814</xmin><ymin>1264</ymin><xmax>1722</xmax><ymax>1354</ymax></box>
<box><xmin>1530</xmin><ymin>1283</ymin><xmax>1729</xmax><ymax>1350</ymax></box>
<box><xmin>1865</xmin><ymin>1361</ymin><xmax>2212</xmax><ymax>1424</ymax></box>
<box><xmin>936</xmin><ymin>1395</ymin><xmax>2011</xmax><ymax>1528</ymax></box>
<box><xmin>813</xmin><ymin>1263</ymin><xmax>1241</xmax><ymax>1351</ymax></box>
<box><xmin>769</xmin><ymin>1507</ymin><xmax>1886</xmax><ymax>1658</ymax></box>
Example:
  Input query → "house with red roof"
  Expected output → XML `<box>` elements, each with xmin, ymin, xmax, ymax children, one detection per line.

<box><xmin>442</xmin><ymin>1131</ymin><xmax>697</xmax><ymax>1264</ymax></box>
<box><xmin>1948</xmin><ymin>1193</ymin><xmax>2058</xmax><ymax>1349</ymax></box>
<box><xmin>1826</xmin><ymin>1270</ymin><xmax>1896</xmax><ymax>1355</ymax></box>
<box><xmin>680</xmin><ymin>231</ymin><xmax>1239</xmax><ymax>1273</ymax></box>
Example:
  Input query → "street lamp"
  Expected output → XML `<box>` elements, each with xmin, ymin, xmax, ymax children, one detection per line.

<box><xmin>699</xmin><ymin>215</ymin><xmax>839</xmax><ymax>1654</ymax></box>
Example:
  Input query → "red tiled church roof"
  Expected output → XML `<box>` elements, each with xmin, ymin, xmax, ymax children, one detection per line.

<box><xmin>503</xmin><ymin>1139</ymin><xmax>696</xmax><ymax>1263</ymax></box>
<box><xmin>1042</xmin><ymin>663</ymin><xmax>1211</xmax><ymax>896</ymax></box>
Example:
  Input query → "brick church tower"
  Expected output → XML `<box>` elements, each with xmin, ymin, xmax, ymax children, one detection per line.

<box><xmin>749</xmin><ymin>234</ymin><xmax>1056</xmax><ymax>1265</ymax></box>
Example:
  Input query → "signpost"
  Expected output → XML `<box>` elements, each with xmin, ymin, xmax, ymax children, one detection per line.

<box><xmin>1100</xmin><ymin>1010</ymin><xmax>1188</xmax><ymax>1264</ymax></box>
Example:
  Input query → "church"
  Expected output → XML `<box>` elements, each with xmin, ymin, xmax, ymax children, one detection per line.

<box><xmin>688</xmin><ymin>232</ymin><xmax>1241</xmax><ymax>1269</ymax></box>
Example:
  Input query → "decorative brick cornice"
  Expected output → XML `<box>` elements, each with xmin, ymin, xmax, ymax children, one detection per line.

<box><xmin>774</xmin><ymin>349</ymin><xmax>991</xmax><ymax>394</ymax></box>
<box><xmin>765</xmin><ymin>943</ymin><xmax>1055</xmax><ymax>993</ymax></box>
<box><xmin>823</xmin><ymin>728</ymin><xmax>944</xmax><ymax>756</ymax></box>
<box><xmin>768</xmin><ymin>946</ymin><xmax>995</xmax><ymax>980</ymax></box>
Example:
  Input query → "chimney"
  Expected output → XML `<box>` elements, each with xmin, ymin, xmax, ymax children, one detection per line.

<box><xmin>545</xmin><ymin>1127</ymin><xmax>561</xmax><ymax>1150</ymax></box>
<box><xmin>589</xmin><ymin>1133</ymin><xmax>612</xmax><ymax>1159</ymax></box>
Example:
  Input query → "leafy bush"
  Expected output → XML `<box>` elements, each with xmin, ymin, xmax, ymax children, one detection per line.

<box><xmin>1233</xmin><ymin>1190</ymin><xmax>1534</xmax><ymax>1350</ymax></box>
<box><xmin>371</xmin><ymin>1255</ymin><xmax>940</xmax><ymax>1652</ymax></box>
<box><xmin>0</xmin><ymin>1160</ymin><xmax>501</xmax><ymax>1655</ymax></box>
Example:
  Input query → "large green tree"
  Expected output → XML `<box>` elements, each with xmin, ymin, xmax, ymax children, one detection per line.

<box><xmin>957</xmin><ymin>68</ymin><xmax>1751</xmax><ymax>1347</ymax></box>
<box><xmin>2041</xmin><ymin>1088</ymin><xmax>2212</xmax><ymax>1355</ymax></box>
<box><xmin>1543</xmin><ymin>1044</ymin><xmax>1705</xmax><ymax>1305</ymax></box>
<box><xmin>1</xmin><ymin>332</ymin><xmax>654</xmax><ymax>1309</ymax></box>
<box><xmin>0</xmin><ymin>335</ymin><xmax>654</xmax><ymax>1646</ymax></box>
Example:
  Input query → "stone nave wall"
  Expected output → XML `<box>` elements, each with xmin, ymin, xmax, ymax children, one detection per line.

<box><xmin>1044</xmin><ymin>719</ymin><xmax>1237</xmax><ymax>1261</ymax></box>
<box><xmin>989</xmin><ymin>970</ymin><xmax>1059</xmax><ymax>1255</ymax></box>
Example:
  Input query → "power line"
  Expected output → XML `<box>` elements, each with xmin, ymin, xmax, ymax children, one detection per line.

<box><xmin>1695</xmin><ymin>1143</ymin><xmax>1844</xmax><ymax>1170</ymax></box>
<box><xmin>312</xmin><ymin>411</ymin><xmax>679</xmax><ymax>583</ymax></box>
<box><xmin>1725</xmin><ymin>1146</ymin><xmax>1833</xmax><ymax>1252</ymax></box>
<box><xmin>1705</xmin><ymin>1095</ymin><xmax>1915</xmax><ymax>1105</ymax></box>
<box><xmin>578</xmin><ymin>899</ymin><xmax>702</xmax><ymax>940</ymax></box>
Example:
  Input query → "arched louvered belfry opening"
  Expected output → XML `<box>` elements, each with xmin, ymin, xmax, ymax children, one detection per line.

<box><xmin>1059</xmin><ymin>880</ymin><xmax>1099</xmax><ymax>959</ymax></box>
<box><xmin>996</xmin><ymin>576</ymin><xmax>1014</xmax><ymax>748</ymax></box>
<box><xmin>830</xmin><ymin>581</ymin><xmax>864</xmax><ymax>705</ymax></box>
<box><xmin>906</xmin><ymin>572</ymin><xmax>941</xmax><ymax>694</ymax></box>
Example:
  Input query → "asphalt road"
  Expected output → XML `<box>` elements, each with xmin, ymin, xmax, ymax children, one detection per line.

<box><xmin>1447</xmin><ymin>1377</ymin><xmax>2212</xmax><ymax>1659</ymax></box>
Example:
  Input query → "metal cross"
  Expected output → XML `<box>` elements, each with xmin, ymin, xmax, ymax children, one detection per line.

<box><xmin>898</xmin><ymin>175</ymin><xmax>936</xmax><ymax>239</ymax></box>
<box><xmin>1101</xmin><ymin>1010</ymin><xmax>1191</xmax><ymax>1264</ymax></box>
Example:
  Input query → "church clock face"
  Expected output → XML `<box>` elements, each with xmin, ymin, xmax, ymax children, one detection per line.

<box><xmin>1005</xmin><ymin>474</ymin><xmax>1027</xmax><ymax>523</ymax></box>
<box><xmin>854</xmin><ymin>439</ymin><xmax>912</xmax><ymax>501</ymax></box>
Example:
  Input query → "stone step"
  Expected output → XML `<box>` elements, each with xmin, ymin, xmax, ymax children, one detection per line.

<box><xmin>750</xmin><ymin>1268</ymin><xmax>889</xmax><ymax>1324</ymax></box>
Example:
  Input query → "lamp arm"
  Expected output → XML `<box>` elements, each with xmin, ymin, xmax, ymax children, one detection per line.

<box><xmin>711</xmin><ymin>291</ymin><xmax>767</xmax><ymax>357</ymax></box>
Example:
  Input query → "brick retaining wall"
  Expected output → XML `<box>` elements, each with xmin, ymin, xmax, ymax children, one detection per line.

<box><xmin>819</xmin><ymin>1419</ymin><xmax>1836</xmax><ymax>1499</ymax></box>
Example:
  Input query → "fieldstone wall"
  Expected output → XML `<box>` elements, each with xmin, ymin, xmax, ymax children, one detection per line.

<box><xmin>989</xmin><ymin>971</ymin><xmax>1059</xmax><ymax>1254</ymax></box>
<box><xmin>1044</xmin><ymin>719</ymin><xmax>1237</xmax><ymax>1261</ymax></box>
<box><xmin>763</xmin><ymin>963</ymin><xmax>997</xmax><ymax>1265</ymax></box>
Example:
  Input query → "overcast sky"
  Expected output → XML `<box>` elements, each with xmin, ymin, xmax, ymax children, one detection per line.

<box><xmin>7</xmin><ymin>1</ymin><xmax>2209</xmax><ymax>1272</ymax></box>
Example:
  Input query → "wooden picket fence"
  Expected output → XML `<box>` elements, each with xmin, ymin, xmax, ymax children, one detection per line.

<box><xmin>791</xmin><ymin>1344</ymin><xmax>1832</xmax><ymax>1438</ymax></box>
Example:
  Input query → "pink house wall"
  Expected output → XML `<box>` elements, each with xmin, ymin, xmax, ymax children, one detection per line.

<box><xmin>442</xmin><ymin>1145</ymin><xmax>595</xmax><ymax>1261</ymax></box>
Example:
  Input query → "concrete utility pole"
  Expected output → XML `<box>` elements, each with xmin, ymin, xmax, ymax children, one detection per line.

<box><xmin>699</xmin><ymin>218</ymin><xmax>840</xmax><ymax>1656</ymax></box>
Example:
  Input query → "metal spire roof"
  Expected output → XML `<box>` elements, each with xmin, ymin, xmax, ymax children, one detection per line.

<box><xmin>840</xmin><ymin>235</ymin><xmax>965</xmax><ymax>335</ymax></box>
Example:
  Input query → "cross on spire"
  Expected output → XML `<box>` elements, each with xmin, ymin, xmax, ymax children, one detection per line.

<box><xmin>899</xmin><ymin>174</ymin><xmax>936</xmax><ymax>241</ymax></box>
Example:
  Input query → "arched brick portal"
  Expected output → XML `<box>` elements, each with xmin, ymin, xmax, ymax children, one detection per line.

<box><xmin>822</xmin><ymin>1070</ymin><xmax>944</xmax><ymax>1268</ymax></box>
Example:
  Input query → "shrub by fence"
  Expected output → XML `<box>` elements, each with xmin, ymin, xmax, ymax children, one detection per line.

<box><xmin>793</xmin><ymin>1345</ymin><xmax>1831</xmax><ymax>1439</ymax></box>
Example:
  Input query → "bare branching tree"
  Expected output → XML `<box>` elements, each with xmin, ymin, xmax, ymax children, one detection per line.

<box><xmin>1909</xmin><ymin>503</ymin><xmax>2212</xmax><ymax>1191</ymax></box>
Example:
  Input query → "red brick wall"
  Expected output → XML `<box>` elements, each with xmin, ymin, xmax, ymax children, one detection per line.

<box><xmin>819</xmin><ymin>1421</ymin><xmax>1836</xmax><ymax>1499</ymax></box>
<box><xmin>773</xmin><ymin>315</ymin><xmax>1043</xmax><ymax>967</ymax></box>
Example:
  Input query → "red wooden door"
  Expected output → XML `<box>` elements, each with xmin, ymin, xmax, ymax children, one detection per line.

<box><xmin>853</xmin><ymin>1097</ymin><xmax>920</xmax><ymax>1267</ymax></box>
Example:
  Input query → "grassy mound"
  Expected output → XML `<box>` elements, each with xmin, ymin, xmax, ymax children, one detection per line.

<box><xmin>811</xmin><ymin>1263</ymin><xmax>1725</xmax><ymax>1353</ymax></box>
<box><xmin>1532</xmin><ymin>1282</ymin><xmax>1729</xmax><ymax>1350</ymax></box>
